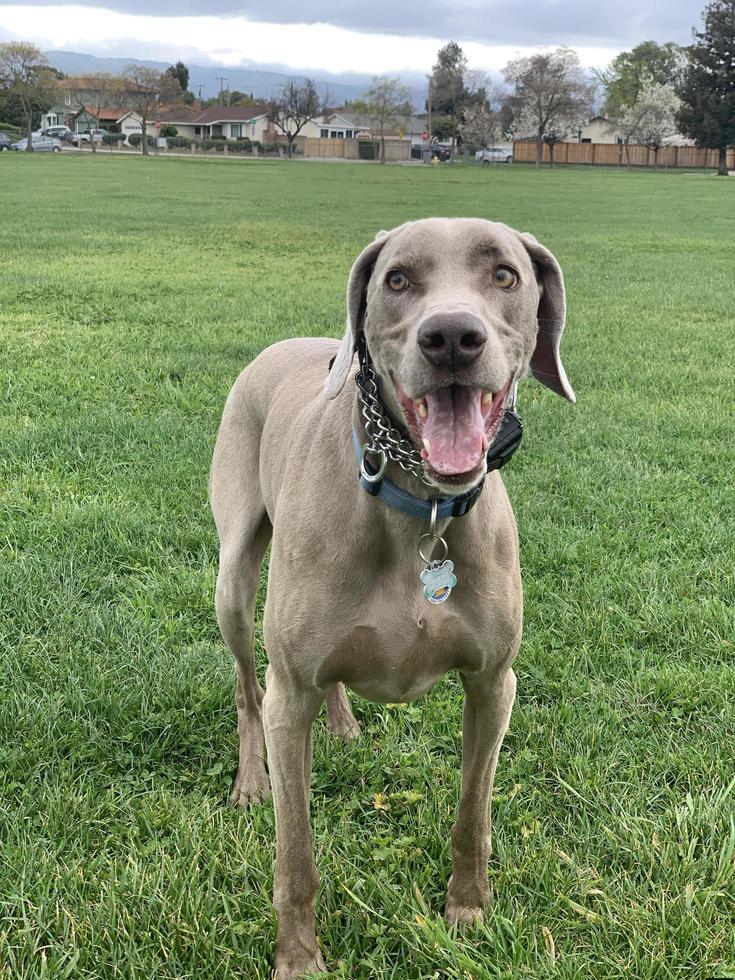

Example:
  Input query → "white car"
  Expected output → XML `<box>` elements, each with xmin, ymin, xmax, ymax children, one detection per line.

<box><xmin>476</xmin><ymin>146</ymin><xmax>513</xmax><ymax>165</ymax></box>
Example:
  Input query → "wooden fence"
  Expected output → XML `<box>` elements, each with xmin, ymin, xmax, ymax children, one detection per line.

<box><xmin>512</xmin><ymin>140</ymin><xmax>735</xmax><ymax>170</ymax></box>
<box><xmin>304</xmin><ymin>137</ymin><xmax>410</xmax><ymax>161</ymax></box>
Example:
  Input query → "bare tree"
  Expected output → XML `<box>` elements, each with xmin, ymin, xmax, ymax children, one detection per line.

<box><xmin>70</xmin><ymin>72</ymin><xmax>123</xmax><ymax>154</ymax></box>
<box><xmin>269</xmin><ymin>78</ymin><xmax>323</xmax><ymax>158</ymax></box>
<box><xmin>352</xmin><ymin>75</ymin><xmax>413</xmax><ymax>163</ymax></box>
<box><xmin>0</xmin><ymin>42</ymin><xmax>56</xmax><ymax>150</ymax></box>
<box><xmin>121</xmin><ymin>64</ymin><xmax>180</xmax><ymax>155</ymax></box>
<box><xmin>503</xmin><ymin>48</ymin><xmax>595</xmax><ymax>168</ymax></box>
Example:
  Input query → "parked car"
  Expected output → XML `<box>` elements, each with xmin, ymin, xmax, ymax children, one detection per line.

<box><xmin>476</xmin><ymin>146</ymin><xmax>513</xmax><ymax>165</ymax></box>
<box><xmin>42</xmin><ymin>125</ymin><xmax>73</xmax><ymax>140</ymax></box>
<box><xmin>11</xmin><ymin>136</ymin><xmax>63</xmax><ymax>152</ymax></box>
<box><xmin>72</xmin><ymin>128</ymin><xmax>108</xmax><ymax>146</ymax></box>
<box><xmin>430</xmin><ymin>143</ymin><xmax>452</xmax><ymax>162</ymax></box>
<box><xmin>0</xmin><ymin>132</ymin><xmax>13</xmax><ymax>151</ymax></box>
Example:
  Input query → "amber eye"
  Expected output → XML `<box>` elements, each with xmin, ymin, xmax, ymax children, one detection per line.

<box><xmin>494</xmin><ymin>266</ymin><xmax>518</xmax><ymax>289</ymax></box>
<box><xmin>387</xmin><ymin>270</ymin><xmax>410</xmax><ymax>291</ymax></box>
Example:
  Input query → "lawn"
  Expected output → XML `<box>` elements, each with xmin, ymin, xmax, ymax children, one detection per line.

<box><xmin>0</xmin><ymin>153</ymin><xmax>733</xmax><ymax>980</ymax></box>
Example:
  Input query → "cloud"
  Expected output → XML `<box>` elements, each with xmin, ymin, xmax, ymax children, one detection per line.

<box><xmin>0</xmin><ymin>5</ymin><xmax>624</xmax><ymax>75</ymax></box>
<box><xmin>0</xmin><ymin>0</ymin><xmax>705</xmax><ymax>46</ymax></box>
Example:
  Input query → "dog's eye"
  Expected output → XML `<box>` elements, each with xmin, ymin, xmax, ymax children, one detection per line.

<box><xmin>494</xmin><ymin>266</ymin><xmax>518</xmax><ymax>289</ymax></box>
<box><xmin>387</xmin><ymin>270</ymin><xmax>410</xmax><ymax>291</ymax></box>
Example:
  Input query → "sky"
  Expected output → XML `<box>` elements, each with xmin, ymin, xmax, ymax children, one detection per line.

<box><xmin>0</xmin><ymin>1</ymin><xmax>706</xmax><ymax>78</ymax></box>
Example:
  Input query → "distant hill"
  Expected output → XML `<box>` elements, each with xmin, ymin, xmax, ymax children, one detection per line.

<box><xmin>44</xmin><ymin>50</ymin><xmax>425</xmax><ymax>107</ymax></box>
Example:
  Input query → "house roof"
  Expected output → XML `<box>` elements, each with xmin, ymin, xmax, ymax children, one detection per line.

<box><xmin>161</xmin><ymin>104</ymin><xmax>268</xmax><ymax>125</ymax></box>
<box><xmin>94</xmin><ymin>107</ymin><xmax>140</xmax><ymax>123</ymax></box>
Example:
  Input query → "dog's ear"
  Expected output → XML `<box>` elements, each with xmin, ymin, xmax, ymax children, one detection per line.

<box><xmin>324</xmin><ymin>231</ymin><xmax>391</xmax><ymax>400</ymax></box>
<box><xmin>519</xmin><ymin>232</ymin><xmax>576</xmax><ymax>403</ymax></box>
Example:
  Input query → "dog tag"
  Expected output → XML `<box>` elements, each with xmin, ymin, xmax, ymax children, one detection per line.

<box><xmin>420</xmin><ymin>559</ymin><xmax>457</xmax><ymax>604</ymax></box>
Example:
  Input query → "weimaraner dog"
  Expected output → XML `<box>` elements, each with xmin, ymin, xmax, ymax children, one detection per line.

<box><xmin>210</xmin><ymin>217</ymin><xmax>574</xmax><ymax>978</ymax></box>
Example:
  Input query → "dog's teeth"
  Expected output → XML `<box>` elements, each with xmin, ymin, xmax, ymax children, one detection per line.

<box><xmin>417</xmin><ymin>401</ymin><xmax>427</xmax><ymax>419</ymax></box>
<box><xmin>422</xmin><ymin>438</ymin><xmax>431</xmax><ymax>453</ymax></box>
<box><xmin>481</xmin><ymin>392</ymin><xmax>493</xmax><ymax>406</ymax></box>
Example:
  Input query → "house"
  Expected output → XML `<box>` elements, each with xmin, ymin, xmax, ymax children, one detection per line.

<box><xmin>158</xmin><ymin>104</ymin><xmax>273</xmax><ymax>142</ymax></box>
<box><xmin>71</xmin><ymin>106</ymin><xmax>145</xmax><ymax>136</ymax></box>
<box><xmin>576</xmin><ymin>116</ymin><xmax>623</xmax><ymax>144</ymax></box>
<box><xmin>301</xmin><ymin>109</ymin><xmax>414</xmax><ymax>142</ymax></box>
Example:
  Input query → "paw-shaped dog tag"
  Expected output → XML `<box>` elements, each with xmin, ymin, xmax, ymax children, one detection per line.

<box><xmin>420</xmin><ymin>560</ymin><xmax>457</xmax><ymax>604</ymax></box>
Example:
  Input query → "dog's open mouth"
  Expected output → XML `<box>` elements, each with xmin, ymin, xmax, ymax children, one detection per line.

<box><xmin>395</xmin><ymin>379</ymin><xmax>511</xmax><ymax>481</ymax></box>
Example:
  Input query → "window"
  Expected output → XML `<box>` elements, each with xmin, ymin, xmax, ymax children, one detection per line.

<box><xmin>231</xmin><ymin>123</ymin><xmax>242</xmax><ymax>138</ymax></box>
<box><xmin>320</xmin><ymin>128</ymin><xmax>328</xmax><ymax>137</ymax></box>
<box><xmin>345</xmin><ymin>130</ymin><xmax>353</xmax><ymax>138</ymax></box>
<box><xmin>330</xmin><ymin>130</ymin><xmax>344</xmax><ymax>138</ymax></box>
<box><xmin>581</xmin><ymin>138</ymin><xmax>591</xmax><ymax>143</ymax></box>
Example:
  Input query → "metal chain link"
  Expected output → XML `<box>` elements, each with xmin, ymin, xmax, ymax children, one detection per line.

<box><xmin>355</xmin><ymin>342</ymin><xmax>434</xmax><ymax>486</ymax></box>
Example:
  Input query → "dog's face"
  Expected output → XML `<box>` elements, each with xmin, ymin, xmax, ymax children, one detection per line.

<box><xmin>326</xmin><ymin>218</ymin><xmax>574</xmax><ymax>493</ymax></box>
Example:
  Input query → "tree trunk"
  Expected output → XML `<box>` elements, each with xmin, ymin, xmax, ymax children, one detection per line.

<box><xmin>717</xmin><ymin>145</ymin><xmax>728</xmax><ymax>176</ymax></box>
<box><xmin>549</xmin><ymin>143</ymin><xmax>555</xmax><ymax>168</ymax></box>
<box><xmin>141</xmin><ymin>117</ymin><xmax>148</xmax><ymax>155</ymax></box>
<box><xmin>287</xmin><ymin>136</ymin><xmax>293</xmax><ymax>158</ymax></box>
<box><xmin>653</xmin><ymin>147</ymin><xmax>659</xmax><ymax>171</ymax></box>
<box><xmin>380</xmin><ymin>130</ymin><xmax>385</xmax><ymax>165</ymax></box>
<box><xmin>625</xmin><ymin>142</ymin><xmax>632</xmax><ymax>170</ymax></box>
<box><xmin>535</xmin><ymin>137</ymin><xmax>542</xmax><ymax>168</ymax></box>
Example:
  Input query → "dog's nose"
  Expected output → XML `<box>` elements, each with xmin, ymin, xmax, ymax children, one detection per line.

<box><xmin>417</xmin><ymin>312</ymin><xmax>488</xmax><ymax>369</ymax></box>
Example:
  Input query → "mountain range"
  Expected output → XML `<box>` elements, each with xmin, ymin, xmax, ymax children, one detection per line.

<box><xmin>44</xmin><ymin>50</ymin><xmax>428</xmax><ymax>107</ymax></box>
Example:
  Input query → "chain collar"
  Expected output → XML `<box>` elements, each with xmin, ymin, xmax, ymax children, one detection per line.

<box><xmin>354</xmin><ymin>334</ymin><xmax>434</xmax><ymax>487</ymax></box>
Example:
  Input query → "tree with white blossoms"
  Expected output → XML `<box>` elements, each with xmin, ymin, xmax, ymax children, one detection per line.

<box><xmin>616</xmin><ymin>80</ymin><xmax>681</xmax><ymax>169</ymax></box>
<box><xmin>503</xmin><ymin>48</ymin><xmax>595</xmax><ymax>168</ymax></box>
<box><xmin>510</xmin><ymin>104</ymin><xmax>587</xmax><ymax>167</ymax></box>
<box><xmin>458</xmin><ymin>99</ymin><xmax>501</xmax><ymax>151</ymax></box>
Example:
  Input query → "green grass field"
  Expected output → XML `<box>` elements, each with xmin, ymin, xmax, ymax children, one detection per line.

<box><xmin>1</xmin><ymin>154</ymin><xmax>733</xmax><ymax>979</ymax></box>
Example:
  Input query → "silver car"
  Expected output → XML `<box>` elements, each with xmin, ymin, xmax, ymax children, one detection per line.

<box><xmin>11</xmin><ymin>136</ymin><xmax>63</xmax><ymax>153</ymax></box>
<box><xmin>476</xmin><ymin>146</ymin><xmax>513</xmax><ymax>165</ymax></box>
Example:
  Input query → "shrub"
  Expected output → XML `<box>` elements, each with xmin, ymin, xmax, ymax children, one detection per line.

<box><xmin>160</xmin><ymin>124</ymin><xmax>177</xmax><ymax>138</ymax></box>
<box><xmin>201</xmin><ymin>138</ymin><xmax>227</xmax><ymax>152</ymax></box>
<box><xmin>102</xmin><ymin>132</ymin><xmax>126</xmax><ymax>145</ymax></box>
<box><xmin>167</xmin><ymin>136</ymin><xmax>194</xmax><ymax>149</ymax></box>
<box><xmin>127</xmin><ymin>133</ymin><xmax>155</xmax><ymax>147</ymax></box>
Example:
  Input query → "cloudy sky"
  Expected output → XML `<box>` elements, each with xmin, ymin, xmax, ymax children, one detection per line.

<box><xmin>0</xmin><ymin>1</ymin><xmax>705</xmax><ymax>76</ymax></box>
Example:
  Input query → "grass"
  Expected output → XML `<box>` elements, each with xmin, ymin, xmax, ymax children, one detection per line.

<box><xmin>0</xmin><ymin>153</ymin><xmax>733</xmax><ymax>980</ymax></box>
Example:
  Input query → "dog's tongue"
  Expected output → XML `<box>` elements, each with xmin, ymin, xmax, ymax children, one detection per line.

<box><xmin>422</xmin><ymin>387</ymin><xmax>485</xmax><ymax>475</ymax></box>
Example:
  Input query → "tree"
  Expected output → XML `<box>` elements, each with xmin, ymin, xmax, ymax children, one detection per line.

<box><xmin>428</xmin><ymin>41</ymin><xmax>469</xmax><ymax>141</ymax></box>
<box><xmin>599</xmin><ymin>41</ymin><xmax>684</xmax><ymax>115</ymax></box>
<box><xmin>623</xmin><ymin>81</ymin><xmax>681</xmax><ymax>168</ymax></box>
<box><xmin>677</xmin><ymin>0</ymin><xmax>735</xmax><ymax>176</ymax></box>
<box><xmin>352</xmin><ymin>76</ymin><xmax>413</xmax><ymax>164</ymax></box>
<box><xmin>0</xmin><ymin>42</ymin><xmax>56</xmax><ymax>150</ymax></box>
<box><xmin>458</xmin><ymin>99</ymin><xmax>501</xmax><ymax>152</ymax></box>
<box><xmin>165</xmin><ymin>61</ymin><xmax>189</xmax><ymax>93</ymax></box>
<box><xmin>121</xmin><ymin>65</ymin><xmax>181</xmax><ymax>155</ymax></box>
<box><xmin>503</xmin><ymin>48</ymin><xmax>596</xmax><ymax>167</ymax></box>
<box><xmin>69</xmin><ymin>72</ymin><xmax>123</xmax><ymax>154</ymax></box>
<box><xmin>269</xmin><ymin>78</ymin><xmax>323</xmax><ymax>157</ymax></box>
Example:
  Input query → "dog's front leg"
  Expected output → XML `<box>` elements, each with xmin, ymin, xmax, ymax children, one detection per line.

<box><xmin>445</xmin><ymin>666</ymin><xmax>517</xmax><ymax>926</ymax></box>
<box><xmin>262</xmin><ymin>668</ymin><xmax>327</xmax><ymax>978</ymax></box>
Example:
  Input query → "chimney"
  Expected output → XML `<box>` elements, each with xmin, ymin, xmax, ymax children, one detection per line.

<box><xmin>193</xmin><ymin>99</ymin><xmax>202</xmax><ymax>112</ymax></box>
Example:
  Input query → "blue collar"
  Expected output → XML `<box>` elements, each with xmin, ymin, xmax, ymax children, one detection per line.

<box><xmin>352</xmin><ymin>429</ymin><xmax>484</xmax><ymax>519</ymax></box>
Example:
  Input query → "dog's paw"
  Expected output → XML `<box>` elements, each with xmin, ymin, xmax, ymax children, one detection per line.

<box><xmin>274</xmin><ymin>948</ymin><xmax>327</xmax><ymax>978</ymax></box>
<box><xmin>325</xmin><ymin>710</ymin><xmax>361</xmax><ymax>740</ymax></box>
<box><xmin>445</xmin><ymin>899</ymin><xmax>484</xmax><ymax>927</ymax></box>
<box><xmin>230</xmin><ymin>758</ymin><xmax>271</xmax><ymax>806</ymax></box>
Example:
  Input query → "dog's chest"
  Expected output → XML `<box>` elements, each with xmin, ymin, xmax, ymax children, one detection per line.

<box><xmin>319</xmin><ymin>604</ymin><xmax>485</xmax><ymax>703</ymax></box>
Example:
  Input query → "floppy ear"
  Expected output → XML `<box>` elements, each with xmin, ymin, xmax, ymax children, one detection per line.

<box><xmin>520</xmin><ymin>233</ymin><xmax>576</xmax><ymax>403</ymax></box>
<box><xmin>324</xmin><ymin>232</ymin><xmax>390</xmax><ymax>400</ymax></box>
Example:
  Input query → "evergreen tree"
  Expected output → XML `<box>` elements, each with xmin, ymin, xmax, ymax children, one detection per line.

<box><xmin>677</xmin><ymin>0</ymin><xmax>735</xmax><ymax>175</ymax></box>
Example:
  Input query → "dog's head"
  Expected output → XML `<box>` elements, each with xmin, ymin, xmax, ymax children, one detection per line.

<box><xmin>325</xmin><ymin>218</ymin><xmax>574</xmax><ymax>493</ymax></box>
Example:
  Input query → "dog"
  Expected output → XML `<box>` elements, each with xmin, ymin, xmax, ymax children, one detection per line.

<box><xmin>210</xmin><ymin>217</ymin><xmax>574</xmax><ymax>978</ymax></box>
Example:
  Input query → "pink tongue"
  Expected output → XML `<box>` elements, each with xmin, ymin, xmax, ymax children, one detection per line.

<box><xmin>422</xmin><ymin>387</ymin><xmax>485</xmax><ymax>475</ymax></box>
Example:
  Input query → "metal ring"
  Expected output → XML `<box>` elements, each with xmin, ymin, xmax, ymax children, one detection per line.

<box><xmin>360</xmin><ymin>444</ymin><xmax>387</xmax><ymax>483</ymax></box>
<box><xmin>417</xmin><ymin>532</ymin><xmax>448</xmax><ymax>565</ymax></box>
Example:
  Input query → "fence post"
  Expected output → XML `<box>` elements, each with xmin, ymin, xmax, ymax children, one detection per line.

<box><xmin>191</xmin><ymin>142</ymin><xmax>196</xmax><ymax>154</ymax></box>
<box><xmin>591</xmin><ymin>143</ymin><xmax>596</xmax><ymax>165</ymax></box>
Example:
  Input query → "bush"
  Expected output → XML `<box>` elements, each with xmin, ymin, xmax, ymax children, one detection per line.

<box><xmin>167</xmin><ymin>136</ymin><xmax>194</xmax><ymax>149</ymax></box>
<box><xmin>102</xmin><ymin>132</ymin><xmax>126</xmax><ymax>145</ymax></box>
<box><xmin>127</xmin><ymin>133</ymin><xmax>155</xmax><ymax>147</ymax></box>
<box><xmin>201</xmin><ymin>138</ymin><xmax>228</xmax><ymax>152</ymax></box>
<box><xmin>160</xmin><ymin>124</ymin><xmax>177</xmax><ymax>138</ymax></box>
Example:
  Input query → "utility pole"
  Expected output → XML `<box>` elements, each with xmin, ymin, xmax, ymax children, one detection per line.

<box><xmin>426</xmin><ymin>74</ymin><xmax>432</xmax><ymax>144</ymax></box>
<box><xmin>216</xmin><ymin>76</ymin><xmax>229</xmax><ymax>107</ymax></box>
